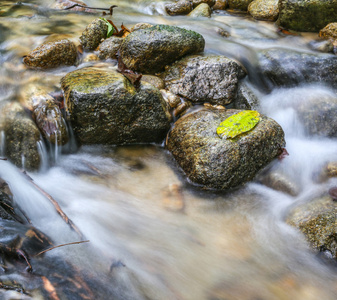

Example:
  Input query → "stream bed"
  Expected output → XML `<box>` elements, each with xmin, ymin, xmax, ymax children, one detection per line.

<box><xmin>1</xmin><ymin>0</ymin><xmax>337</xmax><ymax>299</ymax></box>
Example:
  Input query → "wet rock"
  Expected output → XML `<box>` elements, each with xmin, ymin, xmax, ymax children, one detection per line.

<box><xmin>228</xmin><ymin>0</ymin><xmax>253</xmax><ymax>11</ymax></box>
<box><xmin>319</xmin><ymin>162</ymin><xmax>337</xmax><ymax>182</ymax></box>
<box><xmin>95</xmin><ymin>36</ymin><xmax>123</xmax><ymax>60</ymax></box>
<box><xmin>61</xmin><ymin>66</ymin><xmax>172</xmax><ymax>145</ymax></box>
<box><xmin>23</xmin><ymin>39</ymin><xmax>77</xmax><ymax>69</ymax></box>
<box><xmin>213</xmin><ymin>0</ymin><xmax>228</xmax><ymax>10</ymax></box>
<box><xmin>286</xmin><ymin>193</ymin><xmax>337</xmax><ymax>258</ymax></box>
<box><xmin>120</xmin><ymin>25</ymin><xmax>205</xmax><ymax>74</ymax></box>
<box><xmin>160</xmin><ymin>90</ymin><xmax>182</xmax><ymax>108</ymax></box>
<box><xmin>173</xmin><ymin>100</ymin><xmax>192</xmax><ymax>118</ymax></box>
<box><xmin>163</xmin><ymin>55</ymin><xmax>246</xmax><ymax>106</ymax></box>
<box><xmin>308</xmin><ymin>40</ymin><xmax>334</xmax><ymax>53</ymax></box>
<box><xmin>79</xmin><ymin>18</ymin><xmax>108</xmax><ymax>51</ymax></box>
<box><xmin>233</xmin><ymin>82</ymin><xmax>259</xmax><ymax>110</ymax></box>
<box><xmin>130</xmin><ymin>23</ymin><xmax>153</xmax><ymax>32</ymax></box>
<box><xmin>248</xmin><ymin>0</ymin><xmax>279</xmax><ymax>21</ymax></box>
<box><xmin>319</xmin><ymin>22</ymin><xmax>337</xmax><ymax>39</ymax></box>
<box><xmin>0</xmin><ymin>102</ymin><xmax>41</xmax><ymax>171</ymax></box>
<box><xmin>258</xmin><ymin>48</ymin><xmax>337</xmax><ymax>88</ymax></box>
<box><xmin>141</xmin><ymin>75</ymin><xmax>165</xmax><ymax>90</ymax></box>
<box><xmin>165</xmin><ymin>0</ymin><xmax>193</xmax><ymax>15</ymax></box>
<box><xmin>188</xmin><ymin>3</ymin><xmax>212</xmax><ymax>17</ymax></box>
<box><xmin>82</xmin><ymin>53</ymin><xmax>100</xmax><ymax>62</ymax></box>
<box><xmin>52</xmin><ymin>0</ymin><xmax>95</xmax><ymax>12</ymax></box>
<box><xmin>19</xmin><ymin>83</ymin><xmax>69</xmax><ymax>145</ymax></box>
<box><xmin>296</xmin><ymin>94</ymin><xmax>337</xmax><ymax>138</ymax></box>
<box><xmin>193</xmin><ymin>0</ymin><xmax>216</xmax><ymax>7</ymax></box>
<box><xmin>278</xmin><ymin>0</ymin><xmax>337</xmax><ymax>32</ymax></box>
<box><xmin>258</xmin><ymin>171</ymin><xmax>300</xmax><ymax>196</ymax></box>
<box><xmin>166</xmin><ymin>108</ymin><xmax>285</xmax><ymax>190</ymax></box>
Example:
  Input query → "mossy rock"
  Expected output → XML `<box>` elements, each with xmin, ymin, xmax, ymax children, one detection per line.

<box><xmin>119</xmin><ymin>25</ymin><xmax>205</xmax><ymax>74</ymax></box>
<box><xmin>278</xmin><ymin>0</ymin><xmax>337</xmax><ymax>32</ymax></box>
<box><xmin>61</xmin><ymin>66</ymin><xmax>172</xmax><ymax>145</ymax></box>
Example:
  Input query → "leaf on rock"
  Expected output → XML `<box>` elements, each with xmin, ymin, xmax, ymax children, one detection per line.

<box><xmin>217</xmin><ymin>110</ymin><xmax>260</xmax><ymax>139</ymax></box>
<box><xmin>100</xmin><ymin>17</ymin><xmax>115</xmax><ymax>38</ymax></box>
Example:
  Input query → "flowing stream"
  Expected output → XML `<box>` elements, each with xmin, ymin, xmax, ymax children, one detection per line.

<box><xmin>1</xmin><ymin>0</ymin><xmax>337</xmax><ymax>299</ymax></box>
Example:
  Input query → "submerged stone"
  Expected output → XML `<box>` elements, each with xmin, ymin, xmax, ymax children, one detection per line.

<box><xmin>287</xmin><ymin>193</ymin><xmax>337</xmax><ymax>258</ymax></box>
<box><xmin>119</xmin><ymin>25</ymin><xmax>205</xmax><ymax>74</ymax></box>
<box><xmin>61</xmin><ymin>66</ymin><xmax>172</xmax><ymax>145</ymax></box>
<box><xmin>23</xmin><ymin>39</ymin><xmax>77</xmax><ymax>69</ymax></box>
<box><xmin>163</xmin><ymin>55</ymin><xmax>246</xmax><ymax>106</ymax></box>
<box><xmin>166</xmin><ymin>108</ymin><xmax>285</xmax><ymax>190</ymax></box>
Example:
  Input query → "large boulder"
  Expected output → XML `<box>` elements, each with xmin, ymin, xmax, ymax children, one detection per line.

<box><xmin>258</xmin><ymin>48</ymin><xmax>337</xmax><ymax>88</ymax></box>
<box><xmin>0</xmin><ymin>102</ymin><xmax>41</xmax><ymax>170</ymax></box>
<box><xmin>278</xmin><ymin>0</ymin><xmax>337</xmax><ymax>32</ymax></box>
<box><xmin>166</xmin><ymin>108</ymin><xmax>285</xmax><ymax>190</ymax></box>
<box><xmin>287</xmin><ymin>193</ymin><xmax>337</xmax><ymax>258</ymax></box>
<box><xmin>119</xmin><ymin>25</ymin><xmax>205</xmax><ymax>74</ymax></box>
<box><xmin>228</xmin><ymin>0</ymin><xmax>253</xmax><ymax>11</ymax></box>
<box><xmin>162</xmin><ymin>55</ymin><xmax>246</xmax><ymax>106</ymax></box>
<box><xmin>61</xmin><ymin>66</ymin><xmax>172</xmax><ymax>145</ymax></box>
<box><xmin>248</xmin><ymin>0</ymin><xmax>279</xmax><ymax>21</ymax></box>
<box><xmin>23</xmin><ymin>39</ymin><xmax>77</xmax><ymax>69</ymax></box>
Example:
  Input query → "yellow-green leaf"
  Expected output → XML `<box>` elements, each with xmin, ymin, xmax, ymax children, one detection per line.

<box><xmin>217</xmin><ymin>110</ymin><xmax>260</xmax><ymax>139</ymax></box>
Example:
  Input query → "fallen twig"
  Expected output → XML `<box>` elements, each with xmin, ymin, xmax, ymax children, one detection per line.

<box><xmin>35</xmin><ymin>240</ymin><xmax>89</xmax><ymax>257</ymax></box>
<box><xmin>21</xmin><ymin>170</ymin><xmax>85</xmax><ymax>240</ymax></box>
<box><xmin>64</xmin><ymin>4</ymin><xmax>117</xmax><ymax>15</ymax></box>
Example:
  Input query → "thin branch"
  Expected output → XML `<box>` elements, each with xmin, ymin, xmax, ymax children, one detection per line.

<box><xmin>35</xmin><ymin>240</ymin><xmax>90</xmax><ymax>257</ymax></box>
<box><xmin>21</xmin><ymin>171</ymin><xmax>85</xmax><ymax>240</ymax></box>
<box><xmin>64</xmin><ymin>4</ymin><xmax>118</xmax><ymax>15</ymax></box>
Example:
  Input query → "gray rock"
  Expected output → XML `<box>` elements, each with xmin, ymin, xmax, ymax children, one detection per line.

<box><xmin>188</xmin><ymin>3</ymin><xmax>212</xmax><ymax>17</ymax></box>
<box><xmin>166</xmin><ymin>108</ymin><xmax>285</xmax><ymax>189</ymax></box>
<box><xmin>95</xmin><ymin>36</ymin><xmax>123</xmax><ymax>60</ymax></box>
<box><xmin>258</xmin><ymin>48</ymin><xmax>337</xmax><ymax>88</ymax></box>
<box><xmin>163</xmin><ymin>55</ymin><xmax>246</xmax><ymax>106</ymax></box>
<box><xmin>1</xmin><ymin>102</ymin><xmax>41</xmax><ymax>170</ymax></box>
<box><xmin>308</xmin><ymin>40</ymin><xmax>334</xmax><ymax>53</ymax></box>
<box><xmin>130</xmin><ymin>23</ymin><xmax>153</xmax><ymax>32</ymax></box>
<box><xmin>297</xmin><ymin>94</ymin><xmax>337</xmax><ymax>138</ymax></box>
<box><xmin>61</xmin><ymin>66</ymin><xmax>172</xmax><ymax>145</ymax></box>
<box><xmin>79</xmin><ymin>18</ymin><xmax>108</xmax><ymax>51</ymax></box>
<box><xmin>165</xmin><ymin>0</ymin><xmax>193</xmax><ymax>15</ymax></box>
<box><xmin>278</xmin><ymin>0</ymin><xmax>337</xmax><ymax>32</ymax></box>
<box><xmin>228</xmin><ymin>0</ymin><xmax>253</xmax><ymax>11</ymax></box>
<box><xmin>233</xmin><ymin>82</ymin><xmax>259</xmax><ymax>110</ymax></box>
<box><xmin>248</xmin><ymin>0</ymin><xmax>279</xmax><ymax>21</ymax></box>
<box><xmin>287</xmin><ymin>193</ymin><xmax>337</xmax><ymax>258</ymax></box>
<box><xmin>119</xmin><ymin>25</ymin><xmax>205</xmax><ymax>74</ymax></box>
<box><xmin>23</xmin><ymin>39</ymin><xmax>77</xmax><ymax>69</ymax></box>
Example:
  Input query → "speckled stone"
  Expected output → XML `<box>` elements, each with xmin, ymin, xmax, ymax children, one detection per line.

<box><xmin>130</xmin><ymin>23</ymin><xmax>153</xmax><ymax>32</ymax></box>
<box><xmin>141</xmin><ymin>75</ymin><xmax>165</xmax><ymax>90</ymax></box>
<box><xmin>248</xmin><ymin>0</ymin><xmax>279</xmax><ymax>21</ymax></box>
<box><xmin>23</xmin><ymin>39</ymin><xmax>77</xmax><ymax>69</ymax></box>
<box><xmin>79</xmin><ymin>18</ymin><xmax>108</xmax><ymax>51</ymax></box>
<box><xmin>166</xmin><ymin>108</ymin><xmax>285</xmax><ymax>190</ymax></box>
<box><xmin>162</xmin><ymin>55</ymin><xmax>246</xmax><ymax>106</ymax></box>
<box><xmin>287</xmin><ymin>194</ymin><xmax>337</xmax><ymax>258</ymax></box>
<box><xmin>234</xmin><ymin>82</ymin><xmax>259</xmax><ymax>110</ymax></box>
<box><xmin>119</xmin><ymin>25</ymin><xmax>205</xmax><ymax>74</ymax></box>
<box><xmin>95</xmin><ymin>36</ymin><xmax>123</xmax><ymax>60</ymax></box>
<box><xmin>278</xmin><ymin>0</ymin><xmax>337</xmax><ymax>32</ymax></box>
<box><xmin>165</xmin><ymin>0</ymin><xmax>193</xmax><ymax>15</ymax></box>
<box><xmin>61</xmin><ymin>66</ymin><xmax>172</xmax><ymax>145</ymax></box>
<box><xmin>192</xmin><ymin>0</ymin><xmax>216</xmax><ymax>7</ymax></box>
